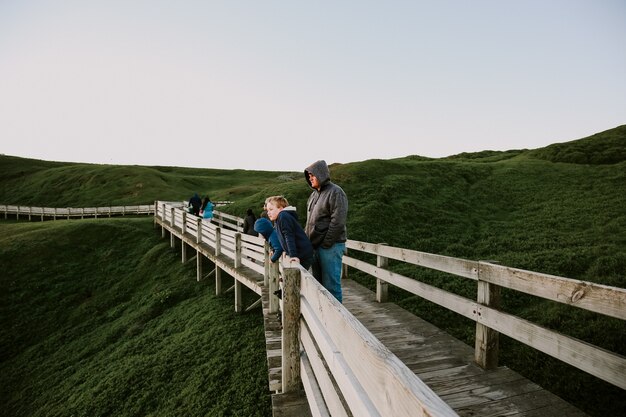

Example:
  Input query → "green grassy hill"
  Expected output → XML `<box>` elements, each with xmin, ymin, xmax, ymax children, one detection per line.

<box><xmin>1</xmin><ymin>124</ymin><xmax>625</xmax><ymax>416</ymax></box>
<box><xmin>0</xmin><ymin>218</ymin><xmax>271</xmax><ymax>417</ymax></box>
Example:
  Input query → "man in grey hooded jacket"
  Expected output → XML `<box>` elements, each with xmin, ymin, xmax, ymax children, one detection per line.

<box><xmin>304</xmin><ymin>160</ymin><xmax>348</xmax><ymax>302</ymax></box>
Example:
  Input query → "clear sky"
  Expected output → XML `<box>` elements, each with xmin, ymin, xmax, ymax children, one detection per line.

<box><xmin>1</xmin><ymin>1</ymin><xmax>625</xmax><ymax>172</ymax></box>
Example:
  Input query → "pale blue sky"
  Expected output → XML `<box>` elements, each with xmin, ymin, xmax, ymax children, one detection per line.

<box><xmin>1</xmin><ymin>1</ymin><xmax>625</xmax><ymax>171</ymax></box>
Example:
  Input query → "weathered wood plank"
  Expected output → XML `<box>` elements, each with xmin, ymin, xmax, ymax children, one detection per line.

<box><xmin>479</xmin><ymin>262</ymin><xmax>626</xmax><ymax>320</ymax></box>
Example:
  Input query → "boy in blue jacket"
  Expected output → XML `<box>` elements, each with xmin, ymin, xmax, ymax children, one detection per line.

<box><xmin>254</xmin><ymin>218</ymin><xmax>284</xmax><ymax>263</ymax></box>
<box><xmin>264</xmin><ymin>195</ymin><xmax>313</xmax><ymax>270</ymax></box>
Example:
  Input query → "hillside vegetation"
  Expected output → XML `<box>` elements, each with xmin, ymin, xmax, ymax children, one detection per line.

<box><xmin>1</xmin><ymin>124</ymin><xmax>625</xmax><ymax>416</ymax></box>
<box><xmin>0</xmin><ymin>218</ymin><xmax>271</xmax><ymax>417</ymax></box>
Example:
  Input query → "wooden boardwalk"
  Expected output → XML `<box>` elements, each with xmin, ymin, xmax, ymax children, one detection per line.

<box><xmin>339</xmin><ymin>278</ymin><xmax>589</xmax><ymax>417</ymax></box>
<box><xmin>152</xmin><ymin>206</ymin><xmax>592</xmax><ymax>417</ymax></box>
<box><xmin>261</xmin><ymin>277</ymin><xmax>589</xmax><ymax>416</ymax></box>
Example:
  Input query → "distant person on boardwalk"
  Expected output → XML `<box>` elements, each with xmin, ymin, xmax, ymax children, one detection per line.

<box><xmin>254</xmin><ymin>218</ymin><xmax>284</xmax><ymax>263</ymax></box>
<box><xmin>265</xmin><ymin>195</ymin><xmax>313</xmax><ymax>270</ymax></box>
<box><xmin>200</xmin><ymin>196</ymin><xmax>214</xmax><ymax>221</ymax></box>
<box><xmin>243</xmin><ymin>208</ymin><xmax>258</xmax><ymax>236</ymax></box>
<box><xmin>304</xmin><ymin>160</ymin><xmax>348</xmax><ymax>303</ymax></box>
<box><xmin>189</xmin><ymin>193</ymin><xmax>202</xmax><ymax>216</ymax></box>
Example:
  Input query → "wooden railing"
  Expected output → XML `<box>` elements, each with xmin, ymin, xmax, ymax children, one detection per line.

<box><xmin>154</xmin><ymin>200</ymin><xmax>459</xmax><ymax>416</ymax></box>
<box><xmin>343</xmin><ymin>241</ymin><xmax>626</xmax><ymax>390</ymax></box>
<box><xmin>0</xmin><ymin>203</ymin><xmax>155</xmax><ymax>220</ymax></box>
<box><xmin>0</xmin><ymin>201</ymin><xmax>233</xmax><ymax>221</ymax></box>
<box><xmin>9</xmin><ymin>201</ymin><xmax>621</xmax><ymax>415</ymax></box>
<box><xmin>154</xmin><ymin>200</ymin><xmax>626</xmax><ymax>415</ymax></box>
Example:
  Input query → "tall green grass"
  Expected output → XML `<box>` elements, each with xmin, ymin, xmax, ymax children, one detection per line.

<box><xmin>0</xmin><ymin>218</ymin><xmax>271</xmax><ymax>417</ymax></box>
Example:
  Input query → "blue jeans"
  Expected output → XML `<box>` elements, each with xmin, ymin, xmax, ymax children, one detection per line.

<box><xmin>312</xmin><ymin>242</ymin><xmax>345</xmax><ymax>303</ymax></box>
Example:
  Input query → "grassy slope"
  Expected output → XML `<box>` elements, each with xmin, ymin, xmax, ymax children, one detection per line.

<box><xmin>1</xmin><ymin>124</ymin><xmax>625</xmax><ymax>416</ymax></box>
<box><xmin>0</xmin><ymin>218</ymin><xmax>271</xmax><ymax>417</ymax></box>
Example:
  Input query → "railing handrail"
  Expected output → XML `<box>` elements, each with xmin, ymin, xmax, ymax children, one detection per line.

<box><xmin>154</xmin><ymin>200</ymin><xmax>625</xmax><ymax>393</ymax></box>
<box><xmin>154</xmin><ymin>200</ymin><xmax>459</xmax><ymax>416</ymax></box>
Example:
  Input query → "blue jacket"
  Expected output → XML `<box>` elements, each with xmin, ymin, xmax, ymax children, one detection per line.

<box><xmin>254</xmin><ymin>218</ymin><xmax>283</xmax><ymax>262</ymax></box>
<box><xmin>275</xmin><ymin>207</ymin><xmax>313</xmax><ymax>261</ymax></box>
<box><xmin>202</xmin><ymin>201</ymin><xmax>214</xmax><ymax>219</ymax></box>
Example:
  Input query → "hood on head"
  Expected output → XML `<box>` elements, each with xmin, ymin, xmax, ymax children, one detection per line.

<box><xmin>254</xmin><ymin>218</ymin><xmax>274</xmax><ymax>238</ymax></box>
<box><xmin>304</xmin><ymin>160</ymin><xmax>330</xmax><ymax>188</ymax></box>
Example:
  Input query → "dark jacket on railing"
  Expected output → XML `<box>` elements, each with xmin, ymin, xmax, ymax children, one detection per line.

<box><xmin>275</xmin><ymin>207</ymin><xmax>313</xmax><ymax>264</ymax></box>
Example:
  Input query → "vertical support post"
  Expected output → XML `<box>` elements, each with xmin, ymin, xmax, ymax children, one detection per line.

<box><xmin>263</xmin><ymin>242</ymin><xmax>270</xmax><ymax>287</ymax></box>
<box><xmin>161</xmin><ymin>203</ymin><xmax>166</xmax><ymax>238</ymax></box>
<box><xmin>475</xmin><ymin>261</ymin><xmax>501</xmax><ymax>370</ymax></box>
<box><xmin>67</xmin><ymin>208</ymin><xmax>70</xmax><ymax>220</ymax></box>
<box><xmin>197</xmin><ymin>251</ymin><xmax>203</xmax><ymax>282</ymax></box>
<box><xmin>181</xmin><ymin>211</ymin><xmax>187</xmax><ymax>263</ymax></box>
<box><xmin>28</xmin><ymin>206</ymin><xmax>32</xmax><ymax>221</ymax></box>
<box><xmin>269</xmin><ymin>261</ymin><xmax>279</xmax><ymax>314</ymax></box>
<box><xmin>215</xmin><ymin>268</ymin><xmax>222</xmax><ymax>295</ymax></box>
<box><xmin>53</xmin><ymin>207</ymin><xmax>57</xmax><ymax>221</ymax></box>
<box><xmin>108</xmin><ymin>207</ymin><xmax>111</xmax><ymax>218</ymax></box>
<box><xmin>215</xmin><ymin>227</ymin><xmax>222</xmax><ymax>256</ymax></box>
<box><xmin>234</xmin><ymin>279</ymin><xmax>242</xmax><ymax>313</ymax></box>
<box><xmin>170</xmin><ymin>207</ymin><xmax>176</xmax><ymax>248</ymax></box>
<box><xmin>376</xmin><ymin>244</ymin><xmax>389</xmax><ymax>303</ymax></box>
<box><xmin>282</xmin><ymin>267</ymin><xmax>302</xmax><ymax>393</ymax></box>
<box><xmin>81</xmin><ymin>207</ymin><xmax>85</xmax><ymax>220</ymax></box>
<box><xmin>196</xmin><ymin>218</ymin><xmax>203</xmax><ymax>244</ymax></box>
<box><xmin>153</xmin><ymin>201</ymin><xmax>158</xmax><ymax>228</ymax></box>
<box><xmin>234</xmin><ymin>233</ymin><xmax>242</xmax><ymax>268</ymax></box>
<box><xmin>196</xmin><ymin>218</ymin><xmax>203</xmax><ymax>282</ymax></box>
<box><xmin>215</xmin><ymin>227</ymin><xmax>223</xmax><ymax>295</ymax></box>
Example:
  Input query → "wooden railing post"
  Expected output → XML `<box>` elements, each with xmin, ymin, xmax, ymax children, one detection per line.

<box><xmin>170</xmin><ymin>207</ymin><xmax>176</xmax><ymax>248</ymax></box>
<box><xmin>376</xmin><ymin>243</ymin><xmax>389</xmax><ymax>303</ymax></box>
<box><xmin>196</xmin><ymin>218</ymin><xmax>203</xmax><ymax>282</ymax></box>
<box><xmin>475</xmin><ymin>261</ymin><xmax>501</xmax><ymax>370</ymax></box>
<box><xmin>234</xmin><ymin>233</ymin><xmax>242</xmax><ymax>268</ymax></box>
<box><xmin>234</xmin><ymin>232</ymin><xmax>243</xmax><ymax>312</ymax></box>
<box><xmin>161</xmin><ymin>203</ymin><xmax>166</xmax><ymax>238</ymax></box>
<box><xmin>215</xmin><ymin>227</ymin><xmax>222</xmax><ymax>256</ymax></box>
<box><xmin>181</xmin><ymin>211</ymin><xmax>187</xmax><ymax>263</ymax></box>
<box><xmin>263</xmin><ymin>242</ymin><xmax>270</xmax><ymax>287</ymax></box>
<box><xmin>215</xmin><ymin>227</ymin><xmax>222</xmax><ymax>295</ymax></box>
<box><xmin>269</xmin><ymin>260</ymin><xmax>280</xmax><ymax>314</ymax></box>
<box><xmin>282</xmin><ymin>267</ymin><xmax>302</xmax><ymax>393</ymax></box>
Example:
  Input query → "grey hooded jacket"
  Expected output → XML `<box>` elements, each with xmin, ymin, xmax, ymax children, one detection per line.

<box><xmin>304</xmin><ymin>160</ymin><xmax>348</xmax><ymax>248</ymax></box>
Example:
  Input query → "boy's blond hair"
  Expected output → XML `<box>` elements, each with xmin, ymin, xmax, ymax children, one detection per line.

<box><xmin>265</xmin><ymin>195</ymin><xmax>289</xmax><ymax>209</ymax></box>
